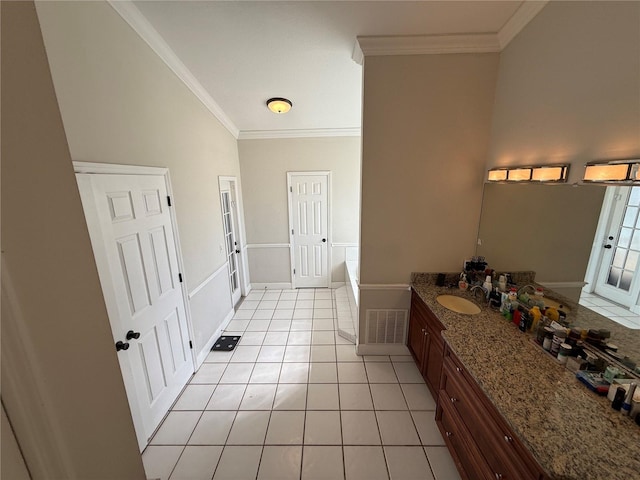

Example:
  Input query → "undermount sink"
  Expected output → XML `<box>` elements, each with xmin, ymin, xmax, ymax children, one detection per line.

<box><xmin>541</xmin><ymin>297</ymin><xmax>571</xmax><ymax>313</ymax></box>
<box><xmin>437</xmin><ymin>295</ymin><xmax>481</xmax><ymax>315</ymax></box>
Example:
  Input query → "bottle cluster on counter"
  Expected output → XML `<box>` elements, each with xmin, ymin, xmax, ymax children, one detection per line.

<box><xmin>459</xmin><ymin>259</ymin><xmax>640</xmax><ymax>427</ymax></box>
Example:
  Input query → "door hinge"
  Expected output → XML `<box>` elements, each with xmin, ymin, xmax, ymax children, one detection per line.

<box><xmin>178</xmin><ymin>273</ymin><xmax>183</xmax><ymax>283</ymax></box>
<box><xmin>291</xmin><ymin>229</ymin><xmax>294</xmax><ymax>235</ymax></box>
<box><xmin>293</xmin><ymin>268</ymin><xmax>296</xmax><ymax>275</ymax></box>
<box><xmin>189</xmin><ymin>340</ymin><xmax>193</xmax><ymax>349</ymax></box>
<box><xmin>167</xmin><ymin>196</ymin><xmax>172</xmax><ymax>206</ymax></box>
<box><xmin>290</xmin><ymin>186</ymin><xmax>293</xmax><ymax>193</ymax></box>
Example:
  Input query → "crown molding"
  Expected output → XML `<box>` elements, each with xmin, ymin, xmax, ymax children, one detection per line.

<box><xmin>353</xmin><ymin>33</ymin><xmax>501</xmax><ymax>64</ymax></box>
<box><xmin>107</xmin><ymin>0</ymin><xmax>240</xmax><ymax>138</ymax></box>
<box><xmin>352</xmin><ymin>1</ymin><xmax>548</xmax><ymax>64</ymax></box>
<box><xmin>498</xmin><ymin>1</ymin><xmax>549</xmax><ymax>49</ymax></box>
<box><xmin>238</xmin><ymin>128</ymin><xmax>361</xmax><ymax>140</ymax></box>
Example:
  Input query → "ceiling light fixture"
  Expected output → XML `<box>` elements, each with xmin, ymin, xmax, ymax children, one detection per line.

<box><xmin>266</xmin><ymin>97</ymin><xmax>292</xmax><ymax>114</ymax></box>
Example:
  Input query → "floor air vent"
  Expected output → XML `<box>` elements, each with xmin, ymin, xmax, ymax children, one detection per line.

<box><xmin>365</xmin><ymin>309</ymin><xmax>408</xmax><ymax>344</ymax></box>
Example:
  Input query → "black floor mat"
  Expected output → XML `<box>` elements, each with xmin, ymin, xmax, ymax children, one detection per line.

<box><xmin>210</xmin><ymin>335</ymin><xmax>241</xmax><ymax>351</ymax></box>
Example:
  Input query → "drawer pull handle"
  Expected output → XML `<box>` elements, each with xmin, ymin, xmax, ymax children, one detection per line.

<box><xmin>504</xmin><ymin>435</ymin><xmax>513</xmax><ymax>443</ymax></box>
<box><xmin>455</xmin><ymin>367</ymin><xmax>462</xmax><ymax>373</ymax></box>
<box><xmin>494</xmin><ymin>474</ymin><xmax>503</xmax><ymax>480</ymax></box>
<box><xmin>450</xmin><ymin>397</ymin><xmax>458</xmax><ymax>403</ymax></box>
<box><xmin>421</xmin><ymin>328</ymin><xmax>426</xmax><ymax>333</ymax></box>
<box><xmin>446</xmin><ymin>431</ymin><xmax>452</xmax><ymax>437</ymax></box>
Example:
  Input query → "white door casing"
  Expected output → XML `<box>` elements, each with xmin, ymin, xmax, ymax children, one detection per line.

<box><xmin>219</xmin><ymin>178</ymin><xmax>242</xmax><ymax>306</ymax></box>
<box><xmin>76</xmin><ymin>170</ymin><xmax>193</xmax><ymax>451</ymax></box>
<box><xmin>594</xmin><ymin>186</ymin><xmax>640</xmax><ymax>307</ymax></box>
<box><xmin>288</xmin><ymin>172</ymin><xmax>331</xmax><ymax>288</ymax></box>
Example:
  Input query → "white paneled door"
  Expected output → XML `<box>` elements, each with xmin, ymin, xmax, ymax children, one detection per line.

<box><xmin>219</xmin><ymin>178</ymin><xmax>242</xmax><ymax>306</ymax></box>
<box><xmin>76</xmin><ymin>172</ymin><xmax>193</xmax><ymax>451</ymax></box>
<box><xmin>288</xmin><ymin>172</ymin><xmax>330</xmax><ymax>288</ymax></box>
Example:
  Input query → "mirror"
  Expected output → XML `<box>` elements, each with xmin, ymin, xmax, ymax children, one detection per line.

<box><xmin>476</xmin><ymin>182</ymin><xmax>639</xmax><ymax>364</ymax></box>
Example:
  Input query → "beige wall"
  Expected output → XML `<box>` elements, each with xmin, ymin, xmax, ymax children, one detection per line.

<box><xmin>488</xmin><ymin>1</ymin><xmax>640</xmax><ymax>183</ymax></box>
<box><xmin>1</xmin><ymin>2</ymin><xmax>144</xmax><ymax>477</ymax></box>
<box><xmin>35</xmin><ymin>1</ymin><xmax>242</xmax><ymax>355</ymax></box>
<box><xmin>477</xmin><ymin>183</ymin><xmax>606</xmax><ymax>284</ymax></box>
<box><xmin>239</xmin><ymin>137</ymin><xmax>361</xmax><ymax>284</ymax></box>
<box><xmin>360</xmin><ymin>53</ymin><xmax>500</xmax><ymax>285</ymax></box>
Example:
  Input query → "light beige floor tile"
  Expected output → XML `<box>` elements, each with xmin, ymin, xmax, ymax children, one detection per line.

<box><xmin>204</xmin><ymin>350</ymin><xmax>234</xmax><ymax>363</ymax></box>
<box><xmin>314</xmin><ymin>299</ymin><xmax>333</xmax><ymax>309</ymax></box>
<box><xmin>284</xmin><ymin>345</ymin><xmax>311</xmax><ymax>362</ymax></box>
<box><xmin>257</xmin><ymin>345</ymin><xmax>286</xmax><ymax>362</ymax></box>
<box><xmin>258</xmin><ymin>445</ymin><xmax>303</xmax><ymax>480</ymax></box>
<box><xmin>339</xmin><ymin>384</ymin><xmax>374</xmax><ymax>410</ymax></box>
<box><xmin>246</xmin><ymin>319</ymin><xmax>271</xmax><ymax>331</ymax></box>
<box><xmin>302</xmin><ymin>446</ymin><xmax>344</xmax><ymax>480</ymax></box>
<box><xmin>401</xmin><ymin>383</ymin><xmax>436</xmax><ymax>410</ymax></box>
<box><xmin>273</xmin><ymin>383</ymin><xmax>307</xmax><ymax>410</ymax></box>
<box><xmin>309</xmin><ymin>363</ymin><xmax>338</xmax><ymax>383</ymax></box>
<box><xmin>205</xmin><ymin>384</ymin><xmax>246</xmax><ymax>410</ymax></box>
<box><xmin>390</xmin><ymin>356</ymin><xmax>414</xmax><ymax>363</ymax></box>
<box><xmin>311</xmin><ymin>345</ymin><xmax>337</xmax><ymax>362</ymax></box>
<box><xmin>335</xmin><ymin>332</ymin><xmax>353</xmax><ymax>345</ymax></box>
<box><xmin>312</xmin><ymin>331</ymin><xmax>336</xmax><ymax>345</ymax></box>
<box><xmin>278</xmin><ymin>300</ymin><xmax>297</xmax><ymax>309</ymax></box>
<box><xmin>263</xmin><ymin>331</ymin><xmax>289</xmax><ymax>345</ymax></box>
<box><xmin>249</xmin><ymin>363</ymin><xmax>281</xmax><ymax>383</ymax></box>
<box><xmin>304</xmin><ymin>411</ymin><xmax>342</xmax><ymax>445</ymax></box>
<box><xmin>252</xmin><ymin>310</ymin><xmax>274</xmax><ymax>320</ymax></box>
<box><xmin>258</xmin><ymin>300</ymin><xmax>278</xmax><ymax>310</ymax></box>
<box><xmin>213</xmin><ymin>445</ymin><xmax>262</xmax><ymax>480</ymax></box>
<box><xmin>150</xmin><ymin>411</ymin><xmax>201</xmax><ymax>445</ymax></box>
<box><xmin>191</xmin><ymin>363</ymin><xmax>226</xmax><ymax>384</ymax></box>
<box><xmin>280</xmin><ymin>292</ymin><xmax>298</xmax><ymax>301</ymax></box>
<box><xmin>336</xmin><ymin>345</ymin><xmax>361</xmax><ymax>362</ymax></box>
<box><xmin>296</xmin><ymin>300</ymin><xmax>314</xmax><ymax>309</ymax></box>
<box><xmin>245</xmin><ymin>292</ymin><xmax>264</xmax><ymax>301</ymax></box>
<box><xmin>294</xmin><ymin>308</ymin><xmax>314</xmax><ymax>319</ymax></box>
<box><xmin>287</xmin><ymin>331</ymin><xmax>312</xmax><ymax>345</ymax></box>
<box><xmin>219</xmin><ymin>363</ymin><xmax>254</xmax><ymax>384</ymax></box>
<box><xmin>384</xmin><ymin>446</ymin><xmax>434</xmax><ymax>480</ymax></box>
<box><xmin>279</xmin><ymin>362</ymin><xmax>309</xmax><ymax>383</ymax></box>
<box><xmin>142</xmin><ymin>446</ymin><xmax>183</xmax><ymax>480</ymax></box>
<box><xmin>262</xmin><ymin>292</ymin><xmax>281</xmax><ymax>301</ymax></box>
<box><xmin>307</xmin><ymin>383</ymin><xmax>339</xmax><ymax>410</ymax></box>
<box><xmin>411</xmin><ymin>412</ymin><xmax>445</xmax><ymax>446</ymax></box>
<box><xmin>240</xmin><ymin>331</ymin><xmax>266</xmax><ymax>345</ymax></box>
<box><xmin>239</xmin><ymin>384</ymin><xmax>277</xmax><ymax>410</ymax></box>
<box><xmin>265</xmin><ymin>411</ymin><xmax>305</xmax><ymax>444</ymax></box>
<box><xmin>376</xmin><ymin>411</ymin><xmax>421</xmax><ymax>445</ymax></box>
<box><xmin>291</xmin><ymin>319</ymin><xmax>313</xmax><ymax>330</ymax></box>
<box><xmin>314</xmin><ymin>291</ymin><xmax>333</xmax><ymax>300</ymax></box>
<box><xmin>226</xmin><ymin>411</ymin><xmax>270</xmax><ymax>445</ymax></box>
<box><xmin>343</xmin><ymin>446</ymin><xmax>389</xmax><ymax>480</ymax></box>
<box><xmin>341</xmin><ymin>411</ymin><xmax>381</xmax><ymax>445</ymax></box>
<box><xmin>272</xmin><ymin>311</ymin><xmax>294</xmax><ymax>321</ymax></box>
<box><xmin>370</xmin><ymin>384</ymin><xmax>408</xmax><ymax>410</ymax></box>
<box><xmin>392</xmin><ymin>362</ymin><xmax>424</xmax><ymax>383</ymax></box>
<box><xmin>337</xmin><ymin>363</ymin><xmax>368</xmax><ymax>383</ymax></box>
<box><xmin>424</xmin><ymin>446</ymin><xmax>461</xmax><ymax>480</ymax></box>
<box><xmin>365</xmin><ymin>363</ymin><xmax>399</xmax><ymax>383</ymax></box>
<box><xmin>229</xmin><ymin>345</ymin><xmax>260</xmax><ymax>363</ymax></box>
<box><xmin>297</xmin><ymin>291</ymin><xmax>315</xmax><ymax>300</ymax></box>
<box><xmin>173</xmin><ymin>385</ymin><xmax>216</xmax><ymax>410</ymax></box>
<box><xmin>226</xmin><ymin>319</ymin><xmax>249</xmax><ymax>331</ymax></box>
<box><xmin>188</xmin><ymin>411</ymin><xmax>235</xmax><ymax>445</ymax></box>
<box><xmin>169</xmin><ymin>445</ymin><xmax>223</xmax><ymax>480</ymax></box>
<box><xmin>232</xmin><ymin>310</ymin><xmax>253</xmax><ymax>320</ymax></box>
<box><xmin>364</xmin><ymin>355</ymin><xmax>391</xmax><ymax>362</ymax></box>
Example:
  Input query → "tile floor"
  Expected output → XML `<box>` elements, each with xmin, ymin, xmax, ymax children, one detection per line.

<box><xmin>579</xmin><ymin>291</ymin><xmax>640</xmax><ymax>329</ymax></box>
<box><xmin>142</xmin><ymin>288</ymin><xmax>460</xmax><ymax>480</ymax></box>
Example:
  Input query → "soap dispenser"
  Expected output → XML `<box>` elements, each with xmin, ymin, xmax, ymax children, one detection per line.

<box><xmin>458</xmin><ymin>273</ymin><xmax>468</xmax><ymax>290</ymax></box>
<box><xmin>483</xmin><ymin>275</ymin><xmax>493</xmax><ymax>293</ymax></box>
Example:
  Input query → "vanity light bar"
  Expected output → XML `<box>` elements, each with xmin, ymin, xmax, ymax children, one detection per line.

<box><xmin>583</xmin><ymin>161</ymin><xmax>640</xmax><ymax>183</ymax></box>
<box><xmin>487</xmin><ymin>165</ymin><xmax>569</xmax><ymax>183</ymax></box>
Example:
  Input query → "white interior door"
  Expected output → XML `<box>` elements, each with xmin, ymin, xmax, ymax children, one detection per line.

<box><xmin>220</xmin><ymin>179</ymin><xmax>242</xmax><ymax>306</ymax></box>
<box><xmin>594</xmin><ymin>186</ymin><xmax>640</xmax><ymax>307</ymax></box>
<box><xmin>76</xmin><ymin>173</ymin><xmax>193</xmax><ymax>451</ymax></box>
<box><xmin>288</xmin><ymin>173</ymin><xmax>330</xmax><ymax>288</ymax></box>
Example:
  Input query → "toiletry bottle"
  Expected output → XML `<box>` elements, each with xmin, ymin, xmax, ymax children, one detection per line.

<box><xmin>498</xmin><ymin>275</ymin><xmax>507</xmax><ymax>292</ymax></box>
<box><xmin>529</xmin><ymin>306</ymin><xmax>542</xmax><ymax>332</ymax></box>
<box><xmin>458</xmin><ymin>273</ymin><xmax>468</xmax><ymax>291</ymax></box>
<box><xmin>622</xmin><ymin>382</ymin><xmax>637</xmax><ymax>416</ymax></box>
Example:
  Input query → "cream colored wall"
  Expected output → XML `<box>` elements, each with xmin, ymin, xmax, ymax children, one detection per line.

<box><xmin>488</xmin><ymin>1</ymin><xmax>640</xmax><ymax>183</ymax></box>
<box><xmin>238</xmin><ymin>137</ymin><xmax>361</xmax><ymax>284</ymax></box>
<box><xmin>1</xmin><ymin>405</ymin><xmax>31</xmax><ymax>480</ymax></box>
<box><xmin>35</xmin><ymin>1</ymin><xmax>242</xmax><ymax>355</ymax></box>
<box><xmin>360</xmin><ymin>53</ymin><xmax>500</xmax><ymax>285</ymax></box>
<box><xmin>1</xmin><ymin>2</ymin><xmax>144</xmax><ymax>477</ymax></box>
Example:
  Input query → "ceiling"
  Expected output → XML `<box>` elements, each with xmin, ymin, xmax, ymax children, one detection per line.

<box><xmin>120</xmin><ymin>1</ymin><xmax>534</xmax><ymax>138</ymax></box>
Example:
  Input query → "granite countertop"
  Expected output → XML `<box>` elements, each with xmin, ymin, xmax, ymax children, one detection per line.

<box><xmin>411</xmin><ymin>273</ymin><xmax>640</xmax><ymax>480</ymax></box>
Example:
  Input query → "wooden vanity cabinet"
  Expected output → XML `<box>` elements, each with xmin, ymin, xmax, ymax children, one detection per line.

<box><xmin>436</xmin><ymin>346</ymin><xmax>547</xmax><ymax>480</ymax></box>
<box><xmin>408</xmin><ymin>290</ymin><xmax>445</xmax><ymax>396</ymax></box>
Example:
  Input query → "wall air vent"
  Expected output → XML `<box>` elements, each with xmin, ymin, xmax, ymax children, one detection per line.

<box><xmin>365</xmin><ymin>309</ymin><xmax>408</xmax><ymax>344</ymax></box>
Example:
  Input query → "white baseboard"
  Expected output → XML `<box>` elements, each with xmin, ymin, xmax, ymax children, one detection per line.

<box><xmin>250</xmin><ymin>282</ymin><xmax>293</xmax><ymax>290</ymax></box>
<box><xmin>195</xmin><ymin>308</ymin><xmax>235</xmax><ymax>368</ymax></box>
<box><xmin>356</xmin><ymin>344</ymin><xmax>411</xmax><ymax>356</ymax></box>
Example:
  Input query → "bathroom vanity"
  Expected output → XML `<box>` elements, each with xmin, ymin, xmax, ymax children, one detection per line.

<box><xmin>409</xmin><ymin>274</ymin><xmax>640</xmax><ymax>480</ymax></box>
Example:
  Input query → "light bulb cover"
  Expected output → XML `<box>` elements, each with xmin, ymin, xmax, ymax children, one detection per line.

<box><xmin>266</xmin><ymin>97</ymin><xmax>292</xmax><ymax>114</ymax></box>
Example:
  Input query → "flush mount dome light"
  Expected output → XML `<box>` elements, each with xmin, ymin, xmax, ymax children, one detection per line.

<box><xmin>266</xmin><ymin>97</ymin><xmax>292</xmax><ymax>114</ymax></box>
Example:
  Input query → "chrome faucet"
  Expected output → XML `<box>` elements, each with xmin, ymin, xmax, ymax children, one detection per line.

<box><xmin>517</xmin><ymin>284</ymin><xmax>536</xmax><ymax>297</ymax></box>
<box><xmin>469</xmin><ymin>284</ymin><xmax>489</xmax><ymax>301</ymax></box>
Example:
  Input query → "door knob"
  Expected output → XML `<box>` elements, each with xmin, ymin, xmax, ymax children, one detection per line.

<box><xmin>126</xmin><ymin>330</ymin><xmax>141</xmax><ymax>340</ymax></box>
<box><xmin>115</xmin><ymin>341</ymin><xmax>129</xmax><ymax>351</ymax></box>
<box><xmin>322</xmin><ymin>238</ymin><xmax>326</xmax><ymax>243</ymax></box>
<box><xmin>604</xmin><ymin>244</ymin><xmax>613</xmax><ymax>249</ymax></box>
<box><xmin>608</xmin><ymin>236</ymin><xmax>614</xmax><ymax>240</ymax></box>
<box><xmin>235</xmin><ymin>249</ymin><xmax>240</xmax><ymax>254</ymax></box>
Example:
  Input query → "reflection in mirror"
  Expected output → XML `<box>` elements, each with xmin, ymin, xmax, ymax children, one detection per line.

<box><xmin>476</xmin><ymin>182</ymin><xmax>640</xmax><ymax>365</ymax></box>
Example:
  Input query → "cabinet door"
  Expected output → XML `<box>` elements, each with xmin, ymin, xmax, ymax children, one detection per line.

<box><xmin>408</xmin><ymin>309</ymin><xmax>427</xmax><ymax>368</ymax></box>
<box><xmin>425</xmin><ymin>333</ymin><xmax>443</xmax><ymax>395</ymax></box>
